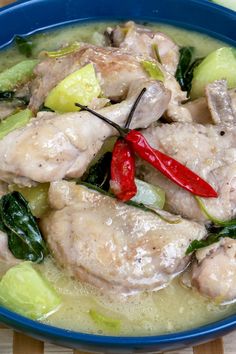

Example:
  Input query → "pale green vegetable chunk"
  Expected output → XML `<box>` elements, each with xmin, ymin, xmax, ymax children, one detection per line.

<box><xmin>212</xmin><ymin>0</ymin><xmax>236</xmax><ymax>11</ymax></box>
<box><xmin>132</xmin><ymin>178</ymin><xmax>165</xmax><ymax>209</ymax></box>
<box><xmin>190</xmin><ymin>47</ymin><xmax>236</xmax><ymax>99</ymax></box>
<box><xmin>141</xmin><ymin>60</ymin><xmax>164</xmax><ymax>81</ymax></box>
<box><xmin>89</xmin><ymin>309</ymin><xmax>121</xmax><ymax>332</ymax></box>
<box><xmin>0</xmin><ymin>60</ymin><xmax>38</xmax><ymax>91</ymax></box>
<box><xmin>0</xmin><ymin>262</ymin><xmax>61</xmax><ymax>320</ymax></box>
<box><xmin>0</xmin><ymin>109</ymin><xmax>33</xmax><ymax>140</ymax></box>
<box><xmin>8</xmin><ymin>183</ymin><xmax>49</xmax><ymax>218</ymax></box>
<box><xmin>45</xmin><ymin>63</ymin><xmax>101</xmax><ymax>113</ymax></box>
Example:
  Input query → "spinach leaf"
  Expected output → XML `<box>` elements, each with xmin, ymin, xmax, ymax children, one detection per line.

<box><xmin>0</xmin><ymin>192</ymin><xmax>47</xmax><ymax>262</ymax></box>
<box><xmin>175</xmin><ymin>47</ymin><xmax>204</xmax><ymax>95</ymax></box>
<box><xmin>81</xmin><ymin>152</ymin><xmax>112</xmax><ymax>191</ymax></box>
<box><xmin>175</xmin><ymin>47</ymin><xmax>194</xmax><ymax>91</ymax></box>
<box><xmin>15</xmin><ymin>36</ymin><xmax>34</xmax><ymax>58</ymax></box>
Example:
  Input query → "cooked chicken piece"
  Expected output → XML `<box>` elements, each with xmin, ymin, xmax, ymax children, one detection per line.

<box><xmin>183</xmin><ymin>87</ymin><xmax>236</xmax><ymax>125</ymax></box>
<box><xmin>205</xmin><ymin>80</ymin><xmax>236</xmax><ymax>125</ymax></box>
<box><xmin>137</xmin><ymin>122</ymin><xmax>236</xmax><ymax>222</ymax></box>
<box><xmin>30</xmin><ymin>39</ymin><xmax>190</xmax><ymax>123</ymax></box>
<box><xmin>163</xmin><ymin>71</ymin><xmax>192</xmax><ymax>122</ymax></box>
<box><xmin>40</xmin><ymin>181</ymin><xmax>206</xmax><ymax>294</ymax></box>
<box><xmin>0</xmin><ymin>83</ymin><xmax>31</xmax><ymax>120</ymax></box>
<box><xmin>107</xmin><ymin>21</ymin><xmax>179</xmax><ymax>75</ymax></box>
<box><xmin>107</xmin><ymin>21</ymin><xmax>192</xmax><ymax>123</ymax></box>
<box><xmin>0</xmin><ymin>79</ymin><xmax>170</xmax><ymax>186</ymax></box>
<box><xmin>183</xmin><ymin>97</ymin><xmax>212</xmax><ymax>125</ymax></box>
<box><xmin>190</xmin><ymin>238</ymin><xmax>236</xmax><ymax>303</ymax></box>
<box><xmin>29</xmin><ymin>44</ymin><xmax>150</xmax><ymax>112</ymax></box>
<box><xmin>0</xmin><ymin>231</ymin><xmax>19</xmax><ymax>264</ymax></box>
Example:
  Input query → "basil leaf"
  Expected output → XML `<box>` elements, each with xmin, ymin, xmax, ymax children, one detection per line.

<box><xmin>0</xmin><ymin>192</ymin><xmax>47</xmax><ymax>262</ymax></box>
<box><xmin>82</xmin><ymin>152</ymin><xmax>112</xmax><ymax>191</ymax></box>
<box><xmin>15</xmin><ymin>36</ymin><xmax>34</xmax><ymax>58</ymax></box>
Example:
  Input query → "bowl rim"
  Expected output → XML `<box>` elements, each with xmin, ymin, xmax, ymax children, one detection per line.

<box><xmin>0</xmin><ymin>0</ymin><xmax>236</xmax><ymax>49</ymax></box>
<box><xmin>0</xmin><ymin>0</ymin><xmax>236</xmax><ymax>348</ymax></box>
<box><xmin>1</xmin><ymin>305</ymin><xmax>236</xmax><ymax>346</ymax></box>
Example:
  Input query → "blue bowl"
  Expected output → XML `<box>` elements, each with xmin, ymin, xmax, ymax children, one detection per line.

<box><xmin>0</xmin><ymin>0</ymin><xmax>236</xmax><ymax>352</ymax></box>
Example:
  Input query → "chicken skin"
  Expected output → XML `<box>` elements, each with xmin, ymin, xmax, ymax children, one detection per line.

<box><xmin>40</xmin><ymin>181</ymin><xmax>206</xmax><ymax>294</ymax></box>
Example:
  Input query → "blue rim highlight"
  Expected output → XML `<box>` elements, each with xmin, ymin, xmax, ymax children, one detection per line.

<box><xmin>0</xmin><ymin>0</ymin><xmax>236</xmax><ymax>350</ymax></box>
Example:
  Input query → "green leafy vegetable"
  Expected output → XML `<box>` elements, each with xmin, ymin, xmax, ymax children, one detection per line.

<box><xmin>0</xmin><ymin>91</ymin><xmax>29</xmax><ymax>105</ymax></box>
<box><xmin>0</xmin><ymin>60</ymin><xmax>38</xmax><ymax>91</ymax></box>
<box><xmin>186</xmin><ymin>234</ymin><xmax>220</xmax><ymax>255</ymax></box>
<box><xmin>141</xmin><ymin>60</ymin><xmax>164</xmax><ymax>81</ymax></box>
<box><xmin>184</xmin><ymin>58</ymin><xmax>204</xmax><ymax>95</ymax></box>
<box><xmin>15</xmin><ymin>36</ymin><xmax>34</xmax><ymax>57</ymax></box>
<box><xmin>89</xmin><ymin>309</ymin><xmax>121</xmax><ymax>332</ymax></box>
<box><xmin>175</xmin><ymin>47</ymin><xmax>194</xmax><ymax>90</ymax></box>
<box><xmin>0</xmin><ymin>91</ymin><xmax>15</xmax><ymax>101</ymax></box>
<box><xmin>0</xmin><ymin>262</ymin><xmax>61</xmax><ymax>320</ymax></box>
<box><xmin>81</xmin><ymin>152</ymin><xmax>112</xmax><ymax>191</ymax></box>
<box><xmin>0</xmin><ymin>192</ymin><xmax>47</xmax><ymax>262</ymax></box>
<box><xmin>186</xmin><ymin>226</ymin><xmax>236</xmax><ymax>255</ymax></box>
<box><xmin>218</xmin><ymin>224</ymin><xmax>236</xmax><ymax>237</ymax></box>
<box><xmin>175</xmin><ymin>47</ymin><xmax>204</xmax><ymax>95</ymax></box>
<box><xmin>0</xmin><ymin>109</ymin><xmax>32</xmax><ymax>140</ymax></box>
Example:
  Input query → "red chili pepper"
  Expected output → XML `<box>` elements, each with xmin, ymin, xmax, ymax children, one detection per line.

<box><xmin>125</xmin><ymin>130</ymin><xmax>218</xmax><ymax>198</ymax></box>
<box><xmin>109</xmin><ymin>89</ymin><xmax>146</xmax><ymax>201</ymax></box>
<box><xmin>110</xmin><ymin>138</ymin><xmax>137</xmax><ymax>201</ymax></box>
<box><xmin>75</xmin><ymin>101</ymin><xmax>218</xmax><ymax>199</ymax></box>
